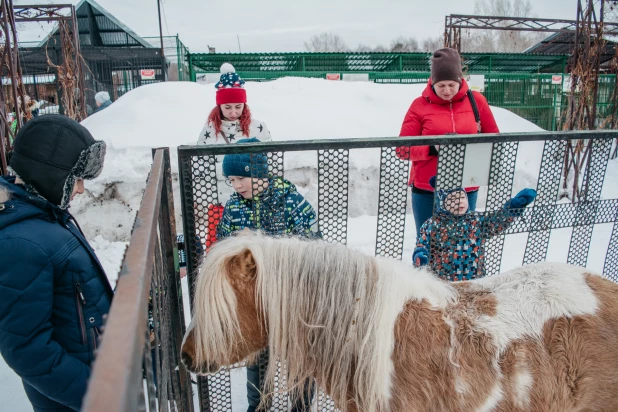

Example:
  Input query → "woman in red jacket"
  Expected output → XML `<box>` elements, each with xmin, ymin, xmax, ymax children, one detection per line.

<box><xmin>397</xmin><ymin>48</ymin><xmax>500</xmax><ymax>237</ymax></box>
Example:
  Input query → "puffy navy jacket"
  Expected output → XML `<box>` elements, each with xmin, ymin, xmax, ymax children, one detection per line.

<box><xmin>0</xmin><ymin>176</ymin><xmax>113</xmax><ymax>411</ymax></box>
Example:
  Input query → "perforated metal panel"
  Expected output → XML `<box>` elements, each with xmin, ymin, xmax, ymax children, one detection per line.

<box><xmin>484</xmin><ymin>141</ymin><xmax>519</xmax><ymax>276</ymax></box>
<box><xmin>567</xmin><ymin>139</ymin><xmax>612</xmax><ymax>267</ymax></box>
<box><xmin>177</xmin><ymin>132</ymin><xmax>618</xmax><ymax>411</ymax></box>
<box><xmin>375</xmin><ymin>146</ymin><xmax>410</xmax><ymax>258</ymax></box>
<box><xmin>318</xmin><ymin>149</ymin><xmax>350</xmax><ymax>244</ymax></box>
<box><xmin>523</xmin><ymin>139</ymin><xmax>566</xmax><ymax>264</ymax></box>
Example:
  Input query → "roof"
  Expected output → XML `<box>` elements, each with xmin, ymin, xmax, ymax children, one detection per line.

<box><xmin>189</xmin><ymin>52</ymin><xmax>569</xmax><ymax>74</ymax></box>
<box><xmin>37</xmin><ymin>0</ymin><xmax>152</xmax><ymax>49</ymax></box>
<box><xmin>524</xmin><ymin>31</ymin><xmax>617</xmax><ymax>65</ymax></box>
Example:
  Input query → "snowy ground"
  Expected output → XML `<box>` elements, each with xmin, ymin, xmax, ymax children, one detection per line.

<box><xmin>2</xmin><ymin>78</ymin><xmax>616</xmax><ymax>411</ymax></box>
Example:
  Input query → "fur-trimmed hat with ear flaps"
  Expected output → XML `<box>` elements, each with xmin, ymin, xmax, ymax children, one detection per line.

<box><xmin>215</xmin><ymin>63</ymin><xmax>247</xmax><ymax>105</ymax></box>
<box><xmin>9</xmin><ymin>114</ymin><xmax>106</xmax><ymax>210</ymax></box>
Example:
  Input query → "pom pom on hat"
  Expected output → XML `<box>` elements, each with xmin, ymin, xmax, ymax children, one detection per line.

<box><xmin>220</xmin><ymin>63</ymin><xmax>236</xmax><ymax>74</ymax></box>
<box><xmin>215</xmin><ymin>62</ymin><xmax>247</xmax><ymax>105</ymax></box>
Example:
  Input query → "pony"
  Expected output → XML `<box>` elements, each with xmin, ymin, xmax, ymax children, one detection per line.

<box><xmin>181</xmin><ymin>230</ymin><xmax>618</xmax><ymax>412</ymax></box>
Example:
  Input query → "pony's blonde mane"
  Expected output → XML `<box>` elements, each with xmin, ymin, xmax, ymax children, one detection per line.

<box><xmin>192</xmin><ymin>231</ymin><xmax>457</xmax><ymax>412</ymax></box>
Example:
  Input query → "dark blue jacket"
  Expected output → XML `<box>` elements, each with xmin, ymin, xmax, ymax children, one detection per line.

<box><xmin>0</xmin><ymin>177</ymin><xmax>113</xmax><ymax>411</ymax></box>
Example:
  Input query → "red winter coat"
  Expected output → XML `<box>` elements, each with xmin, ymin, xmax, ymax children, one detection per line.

<box><xmin>396</xmin><ymin>79</ymin><xmax>499</xmax><ymax>191</ymax></box>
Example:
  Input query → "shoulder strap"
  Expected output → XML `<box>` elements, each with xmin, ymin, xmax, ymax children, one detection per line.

<box><xmin>467</xmin><ymin>89</ymin><xmax>481</xmax><ymax>133</ymax></box>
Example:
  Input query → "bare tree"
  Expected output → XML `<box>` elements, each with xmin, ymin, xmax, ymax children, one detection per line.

<box><xmin>355</xmin><ymin>44</ymin><xmax>374</xmax><ymax>52</ymax></box>
<box><xmin>464</xmin><ymin>0</ymin><xmax>546</xmax><ymax>52</ymax></box>
<box><xmin>390</xmin><ymin>36</ymin><xmax>420</xmax><ymax>52</ymax></box>
<box><xmin>304</xmin><ymin>32</ymin><xmax>349</xmax><ymax>52</ymax></box>
<box><xmin>422</xmin><ymin>36</ymin><xmax>443</xmax><ymax>52</ymax></box>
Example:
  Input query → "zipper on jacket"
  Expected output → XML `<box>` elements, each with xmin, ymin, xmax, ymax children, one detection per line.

<box><xmin>449</xmin><ymin>101</ymin><xmax>456</xmax><ymax>133</ymax></box>
<box><xmin>75</xmin><ymin>281</ymin><xmax>87</xmax><ymax>345</ymax></box>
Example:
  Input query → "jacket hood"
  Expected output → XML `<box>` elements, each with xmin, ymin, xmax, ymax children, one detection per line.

<box><xmin>434</xmin><ymin>188</ymin><xmax>468</xmax><ymax>216</ymax></box>
<box><xmin>428</xmin><ymin>176</ymin><xmax>468</xmax><ymax>215</ymax></box>
<box><xmin>423</xmin><ymin>78</ymin><xmax>470</xmax><ymax>105</ymax></box>
<box><xmin>0</xmin><ymin>176</ymin><xmax>68</xmax><ymax>231</ymax></box>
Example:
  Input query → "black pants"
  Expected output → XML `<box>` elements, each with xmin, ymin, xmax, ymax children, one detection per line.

<box><xmin>246</xmin><ymin>349</ymin><xmax>315</xmax><ymax>411</ymax></box>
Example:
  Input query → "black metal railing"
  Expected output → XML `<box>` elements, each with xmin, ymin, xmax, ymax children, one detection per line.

<box><xmin>83</xmin><ymin>148</ymin><xmax>193</xmax><ymax>412</ymax></box>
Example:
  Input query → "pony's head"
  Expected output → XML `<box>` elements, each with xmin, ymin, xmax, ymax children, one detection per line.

<box><xmin>181</xmin><ymin>230</ymin><xmax>458</xmax><ymax>411</ymax></box>
<box><xmin>181</xmin><ymin>230</ymin><xmax>267</xmax><ymax>374</ymax></box>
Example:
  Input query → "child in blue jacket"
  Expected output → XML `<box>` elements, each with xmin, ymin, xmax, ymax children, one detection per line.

<box><xmin>216</xmin><ymin>138</ymin><xmax>318</xmax><ymax>241</ymax></box>
<box><xmin>217</xmin><ymin>137</ymin><xmax>317</xmax><ymax>411</ymax></box>
<box><xmin>413</xmin><ymin>176</ymin><xmax>536</xmax><ymax>281</ymax></box>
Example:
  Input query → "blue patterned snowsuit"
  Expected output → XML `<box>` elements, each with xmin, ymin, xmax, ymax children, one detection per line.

<box><xmin>414</xmin><ymin>185</ymin><xmax>533</xmax><ymax>281</ymax></box>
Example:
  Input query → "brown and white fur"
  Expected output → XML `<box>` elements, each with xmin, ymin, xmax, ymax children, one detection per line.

<box><xmin>181</xmin><ymin>230</ymin><xmax>618</xmax><ymax>412</ymax></box>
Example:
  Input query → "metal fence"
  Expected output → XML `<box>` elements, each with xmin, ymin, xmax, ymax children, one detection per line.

<box><xmin>189</xmin><ymin>68</ymin><xmax>618</xmax><ymax>131</ymax></box>
<box><xmin>83</xmin><ymin>148</ymin><xmax>193</xmax><ymax>412</ymax></box>
<box><xmin>15</xmin><ymin>43</ymin><xmax>165</xmax><ymax>117</ymax></box>
<box><xmin>177</xmin><ymin>130</ymin><xmax>618</xmax><ymax>411</ymax></box>
<box><xmin>144</xmin><ymin>35</ymin><xmax>191</xmax><ymax>82</ymax></box>
<box><xmin>188</xmin><ymin>52</ymin><xmax>568</xmax><ymax>75</ymax></box>
<box><xmin>15</xmin><ymin>36</ymin><xmax>192</xmax><ymax>118</ymax></box>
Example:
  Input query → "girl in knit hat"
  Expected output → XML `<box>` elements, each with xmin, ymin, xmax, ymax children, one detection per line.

<box><xmin>396</xmin><ymin>48</ymin><xmax>500</xmax><ymax>238</ymax></box>
<box><xmin>197</xmin><ymin>63</ymin><xmax>272</xmax><ymax>145</ymax></box>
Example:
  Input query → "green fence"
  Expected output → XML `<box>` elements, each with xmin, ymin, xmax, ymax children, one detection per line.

<box><xmin>188</xmin><ymin>52</ymin><xmax>568</xmax><ymax>75</ymax></box>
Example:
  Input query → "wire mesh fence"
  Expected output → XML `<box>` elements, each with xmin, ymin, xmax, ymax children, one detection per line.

<box><xmin>14</xmin><ymin>36</ymin><xmax>189</xmax><ymax>119</ymax></box>
<box><xmin>178</xmin><ymin>130</ymin><xmax>618</xmax><ymax>411</ymax></box>
<box><xmin>15</xmin><ymin>42</ymin><xmax>165</xmax><ymax>117</ymax></box>
<box><xmin>144</xmin><ymin>35</ymin><xmax>191</xmax><ymax>82</ymax></box>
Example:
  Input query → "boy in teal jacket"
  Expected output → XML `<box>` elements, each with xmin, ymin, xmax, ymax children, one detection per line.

<box><xmin>217</xmin><ymin>137</ymin><xmax>317</xmax><ymax>411</ymax></box>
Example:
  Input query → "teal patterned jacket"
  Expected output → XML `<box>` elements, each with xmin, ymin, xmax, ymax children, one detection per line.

<box><xmin>216</xmin><ymin>178</ymin><xmax>319</xmax><ymax>239</ymax></box>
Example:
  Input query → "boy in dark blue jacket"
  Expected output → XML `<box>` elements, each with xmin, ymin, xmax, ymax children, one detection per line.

<box><xmin>0</xmin><ymin>115</ymin><xmax>111</xmax><ymax>411</ymax></box>
<box><xmin>413</xmin><ymin>176</ymin><xmax>536</xmax><ymax>281</ymax></box>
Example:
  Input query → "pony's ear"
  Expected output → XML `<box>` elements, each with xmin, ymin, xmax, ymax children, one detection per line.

<box><xmin>225</xmin><ymin>249</ymin><xmax>257</xmax><ymax>284</ymax></box>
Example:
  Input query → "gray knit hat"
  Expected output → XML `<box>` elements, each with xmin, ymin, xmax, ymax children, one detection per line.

<box><xmin>431</xmin><ymin>48</ymin><xmax>463</xmax><ymax>84</ymax></box>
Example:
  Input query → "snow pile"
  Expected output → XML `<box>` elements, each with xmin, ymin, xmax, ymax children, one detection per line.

<box><xmin>77</xmin><ymin>79</ymin><xmax>546</xmax><ymax>276</ymax></box>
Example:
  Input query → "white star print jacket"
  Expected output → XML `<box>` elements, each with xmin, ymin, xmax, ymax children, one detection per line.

<box><xmin>197</xmin><ymin>117</ymin><xmax>272</xmax><ymax>145</ymax></box>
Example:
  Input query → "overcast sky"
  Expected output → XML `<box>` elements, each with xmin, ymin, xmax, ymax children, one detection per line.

<box><xmin>16</xmin><ymin>0</ymin><xmax>574</xmax><ymax>53</ymax></box>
